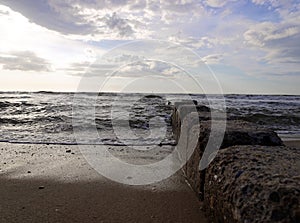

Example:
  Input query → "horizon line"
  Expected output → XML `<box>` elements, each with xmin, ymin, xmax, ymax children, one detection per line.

<box><xmin>0</xmin><ymin>90</ymin><xmax>299</xmax><ymax>96</ymax></box>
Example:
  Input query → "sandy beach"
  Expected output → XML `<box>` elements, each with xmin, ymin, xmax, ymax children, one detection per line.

<box><xmin>1</xmin><ymin>138</ymin><xmax>299</xmax><ymax>223</ymax></box>
<box><xmin>0</xmin><ymin>142</ymin><xmax>207</xmax><ymax>223</ymax></box>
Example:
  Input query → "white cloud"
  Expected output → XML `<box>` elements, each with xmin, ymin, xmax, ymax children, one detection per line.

<box><xmin>117</xmin><ymin>60</ymin><xmax>180</xmax><ymax>77</ymax></box>
<box><xmin>202</xmin><ymin>54</ymin><xmax>223</xmax><ymax>64</ymax></box>
<box><xmin>244</xmin><ymin>22</ymin><xmax>300</xmax><ymax>47</ymax></box>
<box><xmin>251</xmin><ymin>0</ymin><xmax>284</xmax><ymax>8</ymax></box>
<box><xmin>0</xmin><ymin>51</ymin><xmax>52</xmax><ymax>72</ymax></box>
<box><xmin>243</xmin><ymin>12</ymin><xmax>300</xmax><ymax>67</ymax></box>
<box><xmin>104</xmin><ymin>12</ymin><xmax>135</xmax><ymax>37</ymax></box>
<box><xmin>182</xmin><ymin>36</ymin><xmax>235</xmax><ymax>49</ymax></box>
<box><xmin>205</xmin><ymin>0</ymin><xmax>226</xmax><ymax>8</ymax></box>
<box><xmin>0</xmin><ymin>0</ymin><xmax>299</xmax><ymax>94</ymax></box>
<box><xmin>205</xmin><ymin>0</ymin><xmax>238</xmax><ymax>8</ymax></box>
<box><xmin>0</xmin><ymin>5</ymin><xmax>105</xmax><ymax>69</ymax></box>
<box><xmin>0</xmin><ymin>0</ymin><xmax>208</xmax><ymax>40</ymax></box>
<box><xmin>66</xmin><ymin>59</ymin><xmax>185</xmax><ymax>78</ymax></box>
<box><xmin>0</xmin><ymin>7</ymin><xmax>9</xmax><ymax>15</ymax></box>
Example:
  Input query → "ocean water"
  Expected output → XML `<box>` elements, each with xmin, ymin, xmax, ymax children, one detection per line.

<box><xmin>0</xmin><ymin>92</ymin><xmax>299</xmax><ymax>145</ymax></box>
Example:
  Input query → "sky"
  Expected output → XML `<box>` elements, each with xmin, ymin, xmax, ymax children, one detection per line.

<box><xmin>0</xmin><ymin>0</ymin><xmax>299</xmax><ymax>94</ymax></box>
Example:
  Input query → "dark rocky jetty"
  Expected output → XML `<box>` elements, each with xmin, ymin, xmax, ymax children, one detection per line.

<box><xmin>171</xmin><ymin>102</ymin><xmax>299</xmax><ymax>223</ymax></box>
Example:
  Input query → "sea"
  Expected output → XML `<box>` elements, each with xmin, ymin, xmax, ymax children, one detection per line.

<box><xmin>0</xmin><ymin>92</ymin><xmax>299</xmax><ymax>145</ymax></box>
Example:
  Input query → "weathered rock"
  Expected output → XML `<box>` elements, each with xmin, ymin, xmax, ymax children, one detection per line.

<box><xmin>171</xmin><ymin>103</ymin><xmax>297</xmax><ymax>222</ymax></box>
<box><xmin>183</xmin><ymin>119</ymin><xmax>283</xmax><ymax>200</ymax></box>
<box><xmin>171</xmin><ymin>102</ymin><xmax>196</xmax><ymax>135</ymax></box>
<box><xmin>197</xmin><ymin>120</ymin><xmax>283</xmax><ymax>150</ymax></box>
<box><xmin>204</xmin><ymin>145</ymin><xmax>300</xmax><ymax>223</ymax></box>
<box><xmin>171</xmin><ymin>104</ymin><xmax>210</xmax><ymax>142</ymax></box>
<box><xmin>175</xmin><ymin>112</ymin><xmax>201</xmax><ymax>167</ymax></box>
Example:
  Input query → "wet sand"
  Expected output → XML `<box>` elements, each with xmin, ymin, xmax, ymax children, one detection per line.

<box><xmin>0</xmin><ymin>142</ymin><xmax>207</xmax><ymax>223</ymax></box>
<box><xmin>283</xmin><ymin>139</ymin><xmax>300</xmax><ymax>149</ymax></box>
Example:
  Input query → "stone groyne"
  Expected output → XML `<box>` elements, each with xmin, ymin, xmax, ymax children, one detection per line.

<box><xmin>171</xmin><ymin>102</ymin><xmax>300</xmax><ymax>223</ymax></box>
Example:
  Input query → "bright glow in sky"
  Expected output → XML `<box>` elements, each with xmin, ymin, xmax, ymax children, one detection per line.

<box><xmin>0</xmin><ymin>0</ymin><xmax>299</xmax><ymax>94</ymax></box>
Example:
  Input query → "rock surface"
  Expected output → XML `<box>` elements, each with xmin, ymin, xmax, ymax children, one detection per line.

<box><xmin>171</xmin><ymin>103</ymin><xmax>298</xmax><ymax>222</ymax></box>
<box><xmin>183</xmin><ymin>119</ymin><xmax>283</xmax><ymax>200</ymax></box>
<box><xmin>171</xmin><ymin>103</ymin><xmax>210</xmax><ymax>142</ymax></box>
<box><xmin>204</xmin><ymin>145</ymin><xmax>300</xmax><ymax>223</ymax></box>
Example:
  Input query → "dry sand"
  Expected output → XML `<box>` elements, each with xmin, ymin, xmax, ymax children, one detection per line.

<box><xmin>0</xmin><ymin>142</ymin><xmax>207</xmax><ymax>223</ymax></box>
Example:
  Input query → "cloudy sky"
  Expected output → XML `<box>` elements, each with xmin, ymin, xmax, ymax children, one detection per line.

<box><xmin>0</xmin><ymin>0</ymin><xmax>299</xmax><ymax>94</ymax></box>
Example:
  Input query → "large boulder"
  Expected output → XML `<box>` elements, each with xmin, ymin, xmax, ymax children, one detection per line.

<box><xmin>183</xmin><ymin>119</ymin><xmax>283</xmax><ymax>200</ymax></box>
<box><xmin>204</xmin><ymin>145</ymin><xmax>300</xmax><ymax>223</ymax></box>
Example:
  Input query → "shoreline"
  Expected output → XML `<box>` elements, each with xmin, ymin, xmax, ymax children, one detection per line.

<box><xmin>1</xmin><ymin>137</ymin><xmax>299</xmax><ymax>146</ymax></box>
